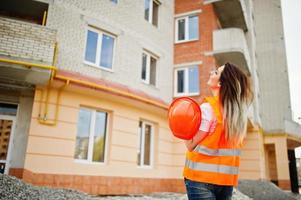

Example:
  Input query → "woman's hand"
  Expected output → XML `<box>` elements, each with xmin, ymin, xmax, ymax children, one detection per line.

<box><xmin>184</xmin><ymin>130</ymin><xmax>209</xmax><ymax>151</ymax></box>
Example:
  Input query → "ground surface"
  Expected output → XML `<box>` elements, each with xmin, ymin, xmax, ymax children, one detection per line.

<box><xmin>1</xmin><ymin>174</ymin><xmax>300</xmax><ymax>200</ymax></box>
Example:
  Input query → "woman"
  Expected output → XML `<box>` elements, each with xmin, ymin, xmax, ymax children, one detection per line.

<box><xmin>183</xmin><ymin>62</ymin><xmax>253</xmax><ymax>200</ymax></box>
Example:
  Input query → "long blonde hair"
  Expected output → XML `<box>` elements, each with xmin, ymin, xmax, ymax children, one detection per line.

<box><xmin>219</xmin><ymin>63</ymin><xmax>253</xmax><ymax>145</ymax></box>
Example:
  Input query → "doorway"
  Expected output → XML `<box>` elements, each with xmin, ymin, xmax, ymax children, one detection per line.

<box><xmin>0</xmin><ymin>103</ymin><xmax>17</xmax><ymax>174</ymax></box>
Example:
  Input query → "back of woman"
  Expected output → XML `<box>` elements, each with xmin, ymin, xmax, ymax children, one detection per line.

<box><xmin>183</xmin><ymin>63</ymin><xmax>253</xmax><ymax>200</ymax></box>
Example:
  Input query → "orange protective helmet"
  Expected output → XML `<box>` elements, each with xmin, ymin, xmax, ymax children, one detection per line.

<box><xmin>168</xmin><ymin>97</ymin><xmax>201</xmax><ymax>140</ymax></box>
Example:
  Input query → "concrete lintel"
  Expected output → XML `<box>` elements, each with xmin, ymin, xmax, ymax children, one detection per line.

<box><xmin>203</xmin><ymin>0</ymin><xmax>223</xmax><ymax>5</ymax></box>
<box><xmin>174</xmin><ymin>9</ymin><xmax>202</xmax><ymax>18</ymax></box>
<box><xmin>174</xmin><ymin>61</ymin><xmax>203</xmax><ymax>68</ymax></box>
<box><xmin>83</xmin><ymin>16</ymin><xmax>124</xmax><ymax>36</ymax></box>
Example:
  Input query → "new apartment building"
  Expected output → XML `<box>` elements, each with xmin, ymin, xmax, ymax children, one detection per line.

<box><xmin>174</xmin><ymin>0</ymin><xmax>301</xmax><ymax>192</ymax></box>
<box><xmin>1</xmin><ymin>0</ymin><xmax>301</xmax><ymax>195</ymax></box>
<box><xmin>0</xmin><ymin>0</ymin><xmax>184</xmax><ymax>194</ymax></box>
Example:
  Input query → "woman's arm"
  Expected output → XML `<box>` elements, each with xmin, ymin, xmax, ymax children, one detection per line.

<box><xmin>184</xmin><ymin>130</ymin><xmax>209</xmax><ymax>151</ymax></box>
<box><xmin>184</xmin><ymin>102</ymin><xmax>216</xmax><ymax>151</ymax></box>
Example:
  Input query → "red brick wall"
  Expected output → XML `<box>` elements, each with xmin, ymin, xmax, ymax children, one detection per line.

<box><xmin>9</xmin><ymin>168</ymin><xmax>186</xmax><ymax>195</ymax></box>
<box><xmin>9</xmin><ymin>168</ymin><xmax>24</xmax><ymax>179</ymax></box>
<box><xmin>9</xmin><ymin>168</ymin><xmax>292</xmax><ymax>194</ymax></box>
<box><xmin>174</xmin><ymin>0</ymin><xmax>219</xmax><ymax>103</ymax></box>
<box><xmin>278</xmin><ymin>180</ymin><xmax>291</xmax><ymax>190</ymax></box>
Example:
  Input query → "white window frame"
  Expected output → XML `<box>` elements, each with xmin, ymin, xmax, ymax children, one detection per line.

<box><xmin>174</xmin><ymin>65</ymin><xmax>200</xmax><ymax>97</ymax></box>
<box><xmin>137</xmin><ymin>121</ymin><xmax>154</xmax><ymax>168</ymax></box>
<box><xmin>141</xmin><ymin>51</ymin><xmax>158</xmax><ymax>87</ymax></box>
<box><xmin>175</xmin><ymin>15</ymin><xmax>199</xmax><ymax>43</ymax></box>
<box><xmin>145</xmin><ymin>0</ymin><xmax>160</xmax><ymax>26</ymax></box>
<box><xmin>74</xmin><ymin>108</ymin><xmax>109</xmax><ymax>165</ymax></box>
<box><xmin>83</xmin><ymin>26</ymin><xmax>116</xmax><ymax>72</ymax></box>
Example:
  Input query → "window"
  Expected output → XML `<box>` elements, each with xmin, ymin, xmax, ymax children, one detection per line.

<box><xmin>175</xmin><ymin>15</ymin><xmax>199</xmax><ymax>43</ymax></box>
<box><xmin>141</xmin><ymin>51</ymin><xmax>157</xmax><ymax>86</ymax></box>
<box><xmin>110</xmin><ymin>0</ymin><xmax>118</xmax><ymax>4</ymax></box>
<box><xmin>74</xmin><ymin>108</ymin><xmax>108</xmax><ymax>163</ymax></box>
<box><xmin>137</xmin><ymin>121</ymin><xmax>154</xmax><ymax>167</ymax></box>
<box><xmin>175</xmin><ymin>65</ymin><xmax>199</xmax><ymax>96</ymax></box>
<box><xmin>84</xmin><ymin>27</ymin><xmax>115</xmax><ymax>70</ymax></box>
<box><xmin>144</xmin><ymin>0</ymin><xmax>160</xmax><ymax>26</ymax></box>
<box><xmin>0</xmin><ymin>103</ymin><xmax>18</xmax><ymax>116</ymax></box>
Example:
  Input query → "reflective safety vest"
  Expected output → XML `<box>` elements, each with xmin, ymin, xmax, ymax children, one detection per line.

<box><xmin>183</xmin><ymin>96</ymin><xmax>242</xmax><ymax>186</ymax></box>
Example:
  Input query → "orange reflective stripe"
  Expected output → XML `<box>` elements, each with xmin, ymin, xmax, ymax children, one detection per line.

<box><xmin>193</xmin><ymin>145</ymin><xmax>241</xmax><ymax>156</ymax></box>
<box><xmin>183</xmin><ymin>96</ymin><xmax>241</xmax><ymax>186</ymax></box>
<box><xmin>186</xmin><ymin>152</ymin><xmax>240</xmax><ymax>167</ymax></box>
<box><xmin>183</xmin><ymin>167</ymin><xmax>238</xmax><ymax>186</ymax></box>
<box><xmin>185</xmin><ymin>160</ymin><xmax>239</xmax><ymax>174</ymax></box>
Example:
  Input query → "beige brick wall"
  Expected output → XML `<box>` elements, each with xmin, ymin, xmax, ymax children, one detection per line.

<box><xmin>0</xmin><ymin>17</ymin><xmax>56</xmax><ymax>64</ymax></box>
<box><xmin>45</xmin><ymin>0</ymin><xmax>174</xmax><ymax>103</ymax></box>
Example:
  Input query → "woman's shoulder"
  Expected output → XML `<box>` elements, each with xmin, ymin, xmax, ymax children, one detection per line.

<box><xmin>200</xmin><ymin>102</ymin><xmax>214</xmax><ymax>120</ymax></box>
<box><xmin>200</xmin><ymin>102</ymin><xmax>213</xmax><ymax>110</ymax></box>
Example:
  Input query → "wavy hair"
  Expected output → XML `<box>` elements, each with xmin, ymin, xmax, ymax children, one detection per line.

<box><xmin>219</xmin><ymin>63</ymin><xmax>253</xmax><ymax>145</ymax></box>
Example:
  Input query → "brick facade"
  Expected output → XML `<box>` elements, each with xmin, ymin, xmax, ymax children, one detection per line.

<box><xmin>46</xmin><ymin>0</ymin><xmax>174</xmax><ymax>103</ymax></box>
<box><xmin>278</xmin><ymin>180</ymin><xmax>291</xmax><ymax>190</ymax></box>
<box><xmin>0</xmin><ymin>17</ymin><xmax>56</xmax><ymax>64</ymax></box>
<box><xmin>9</xmin><ymin>168</ymin><xmax>185</xmax><ymax>195</ymax></box>
<box><xmin>174</xmin><ymin>0</ymin><xmax>219</xmax><ymax>102</ymax></box>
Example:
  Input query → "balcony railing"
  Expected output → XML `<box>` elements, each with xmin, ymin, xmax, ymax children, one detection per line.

<box><xmin>204</xmin><ymin>0</ymin><xmax>248</xmax><ymax>31</ymax></box>
<box><xmin>0</xmin><ymin>17</ymin><xmax>57</xmax><ymax>86</ymax></box>
<box><xmin>212</xmin><ymin>28</ymin><xmax>250</xmax><ymax>73</ymax></box>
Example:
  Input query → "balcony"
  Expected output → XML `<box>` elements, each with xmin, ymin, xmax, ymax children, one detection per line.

<box><xmin>212</xmin><ymin>28</ymin><xmax>250</xmax><ymax>73</ymax></box>
<box><xmin>285</xmin><ymin>120</ymin><xmax>301</xmax><ymax>143</ymax></box>
<box><xmin>204</xmin><ymin>0</ymin><xmax>248</xmax><ymax>31</ymax></box>
<box><xmin>0</xmin><ymin>17</ymin><xmax>56</xmax><ymax>87</ymax></box>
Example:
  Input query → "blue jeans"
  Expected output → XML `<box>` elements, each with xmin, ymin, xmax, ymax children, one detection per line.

<box><xmin>184</xmin><ymin>178</ymin><xmax>233</xmax><ymax>200</ymax></box>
